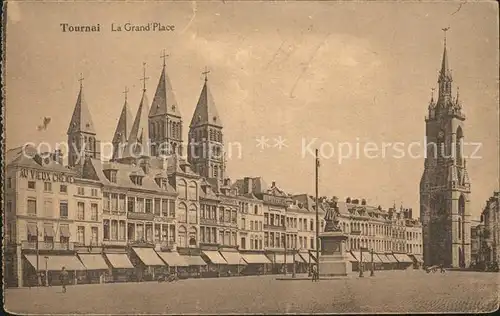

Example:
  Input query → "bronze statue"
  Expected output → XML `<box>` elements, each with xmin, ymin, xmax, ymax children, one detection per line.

<box><xmin>324</xmin><ymin>199</ymin><xmax>341</xmax><ymax>232</ymax></box>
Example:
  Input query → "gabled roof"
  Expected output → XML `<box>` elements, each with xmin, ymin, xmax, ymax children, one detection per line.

<box><xmin>149</xmin><ymin>64</ymin><xmax>181</xmax><ymax>118</ymax></box>
<box><xmin>189</xmin><ymin>78</ymin><xmax>222</xmax><ymax>128</ymax></box>
<box><xmin>67</xmin><ymin>85</ymin><xmax>97</xmax><ymax>135</ymax></box>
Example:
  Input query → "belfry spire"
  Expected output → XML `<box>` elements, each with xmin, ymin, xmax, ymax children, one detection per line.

<box><xmin>438</xmin><ymin>27</ymin><xmax>453</xmax><ymax>101</ymax></box>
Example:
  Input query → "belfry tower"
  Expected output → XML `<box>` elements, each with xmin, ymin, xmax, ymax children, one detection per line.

<box><xmin>188</xmin><ymin>69</ymin><xmax>225</xmax><ymax>183</ymax></box>
<box><xmin>67</xmin><ymin>74</ymin><xmax>101</xmax><ymax>167</ymax></box>
<box><xmin>420</xmin><ymin>28</ymin><xmax>471</xmax><ymax>268</ymax></box>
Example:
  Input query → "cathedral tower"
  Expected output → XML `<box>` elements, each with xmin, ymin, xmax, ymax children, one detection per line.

<box><xmin>67</xmin><ymin>75</ymin><xmax>101</xmax><ymax>167</ymax></box>
<box><xmin>188</xmin><ymin>69</ymin><xmax>225</xmax><ymax>183</ymax></box>
<box><xmin>149</xmin><ymin>52</ymin><xmax>183</xmax><ymax>156</ymax></box>
<box><xmin>111</xmin><ymin>87</ymin><xmax>133</xmax><ymax>160</ymax></box>
<box><xmin>420</xmin><ymin>29</ymin><xmax>471</xmax><ymax>268</ymax></box>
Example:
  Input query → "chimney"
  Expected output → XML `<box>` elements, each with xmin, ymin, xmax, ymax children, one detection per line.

<box><xmin>272</xmin><ymin>181</ymin><xmax>276</xmax><ymax>187</ymax></box>
<box><xmin>361</xmin><ymin>198</ymin><xmax>367</xmax><ymax>205</ymax></box>
<box><xmin>52</xmin><ymin>149</ymin><xmax>63</xmax><ymax>165</ymax></box>
<box><xmin>409</xmin><ymin>208</ymin><xmax>413</xmax><ymax>219</ymax></box>
<box><xmin>352</xmin><ymin>199</ymin><xmax>359</xmax><ymax>205</ymax></box>
<box><xmin>243</xmin><ymin>177</ymin><xmax>253</xmax><ymax>194</ymax></box>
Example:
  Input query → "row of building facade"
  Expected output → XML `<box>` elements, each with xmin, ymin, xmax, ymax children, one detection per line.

<box><xmin>470</xmin><ymin>192</ymin><xmax>500</xmax><ymax>267</ymax></box>
<box><xmin>4</xmin><ymin>56</ymin><xmax>423</xmax><ymax>287</ymax></box>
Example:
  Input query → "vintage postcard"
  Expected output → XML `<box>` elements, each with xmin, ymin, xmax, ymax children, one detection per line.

<box><xmin>2</xmin><ymin>0</ymin><xmax>499</xmax><ymax>314</ymax></box>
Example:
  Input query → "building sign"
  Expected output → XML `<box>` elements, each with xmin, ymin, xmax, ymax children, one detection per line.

<box><xmin>19</xmin><ymin>168</ymin><xmax>75</xmax><ymax>183</ymax></box>
<box><xmin>263</xmin><ymin>194</ymin><xmax>288</xmax><ymax>206</ymax></box>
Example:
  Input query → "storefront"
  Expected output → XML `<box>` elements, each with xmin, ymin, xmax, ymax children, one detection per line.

<box><xmin>393</xmin><ymin>253</ymin><xmax>414</xmax><ymax>270</ymax></box>
<box><xmin>181</xmin><ymin>255</ymin><xmax>207</xmax><ymax>278</ymax></box>
<box><xmin>410</xmin><ymin>254</ymin><xmax>424</xmax><ymax>269</ymax></box>
<box><xmin>267</xmin><ymin>253</ymin><xmax>295</xmax><ymax>274</ymax></box>
<box><xmin>104</xmin><ymin>253</ymin><xmax>135</xmax><ymax>282</ymax></box>
<box><xmin>130</xmin><ymin>247</ymin><xmax>165</xmax><ymax>281</ymax></box>
<box><xmin>24</xmin><ymin>254</ymin><xmax>86</xmax><ymax>286</ymax></box>
<box><xmin>346</xmin><ymin>251</ymin><xmax>359</xmax><ymax>271</ymax></box>
<box><xmin>376</xmin><ymin>253</ymin><xmax>391</xmax><ymax>270</ymax></box>
<box><xmin>220</xmin><ymin>251</ymin><xmax>247</xmax><ymax>276</ymax></box>
<box><xmin>78</xmin><ymin>254</ymin><xmax>109</xmax><ymax>284</ymax></box>
<box><xmin>201</xmin><ymin>250</ymin><xmax>228</xmax><ymax>277</ymax></box>
<box><xmin>384</xmin><ymin>253</ymin><xmax>398</xmax><ymax>270</ymax></box>
<box><xmin>241</xmin><ymin>253</ymin><xmax>271</xmax><ymax>275</ymax></box>
<box><xmin>157</xmin><ymin>251</ymin><xmax>189</xmax><ymax>278</ymax></box>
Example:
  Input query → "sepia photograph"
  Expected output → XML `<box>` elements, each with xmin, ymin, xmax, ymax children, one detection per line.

<box><xmin>2</xmin><ymin>0</ymin><xmax>499</xmax><ymax>314</ymax></box>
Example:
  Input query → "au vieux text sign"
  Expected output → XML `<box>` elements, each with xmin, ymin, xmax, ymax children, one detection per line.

<box><xmin>19</xmin><ymin>168</ymin><xmax>75</xmax><ymax>183</ymax></box>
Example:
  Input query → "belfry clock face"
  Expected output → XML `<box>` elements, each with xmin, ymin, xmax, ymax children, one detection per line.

<box><xmin>438</xmin><ymin>130</ymin><xmax>445</xmax><ymax>139</ymax></box>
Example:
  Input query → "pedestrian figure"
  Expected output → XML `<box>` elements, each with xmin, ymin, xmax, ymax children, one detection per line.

<box><xmin>311</xmin><ymin>264</ymin><xmax>318</xmax><ymax>282</ymax></box>
<box><xmin>440</xmin><ymin>264</ymin><xmax>446</xmax><ymax>273</ymax></box>
<box><xmin>59</xmin><ymin>266</ymin><xmax>69</xmax><ymax>293</ymax></box>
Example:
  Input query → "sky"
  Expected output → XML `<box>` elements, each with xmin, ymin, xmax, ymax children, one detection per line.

<box><xmin>5</xmin><ymin>1</ymin><xmax>499</xmax><ymax>219</ymax></box>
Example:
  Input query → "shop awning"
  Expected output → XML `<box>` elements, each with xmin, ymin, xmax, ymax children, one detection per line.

<box><xmin>350</xmin><ymin>251</ymin><xmax>360</xmax><ymax>261</ymax></box>
<box><xmin>299</xmin><ymin>252</ymin><xmax>311</xmax><ymax>263</ymax></box>
<box><xmin>132</xmin><ymin>248</ymin><xmax>165</xmax><ymax>266</ymax></box>
<box><xmin>346</xmin><ymin>252</ymin><xmax>358</xmax><ymax>262</ymax></box>
<box><xmin>376</xmin><ymin>253</ymin><xmax>390</xmax><ymax>263</ymax></box>
<box><xmin>373</xmin><ymin>254</ymin><xmax>383</xmax><ymax>263</ymax></box>
<box><xmin>157</xmin><ymin>252</ymin><xmax>188</xmax><ymax>267</ymax></box>
<box><xmin>393</xmin><ymin>253</ymin><xmax>413</xmax><ymax>263</ymax></box>
<box><xmin>202</xmin><ymin>251</ymin><xmax>227</xmax><ymax>265</ymax></box>
<box><xmin>411</xmin><ymin>254</ymin><xmax>424</xmax><ymax>263</ymax></box>
<box><xmin>78</xmin><ymin>254</ymin><xmax>109</xmax><ymax>270</ymax></box>
<box><xmin>242</xmin><ymin>253</ymin><xmax>272</xmax><ymax>264</ymax></box>
<box><xmin>25</xmin><ymin>254</ymin><xmax>86</xmax><ymax>271</ymax></box>
<box><xmin>220</xmin><ymin>251</ymin><xmax>247</xmax><ymax>265</ymax></box>
<box><xmin>361</xmin><ymin>252</ymin><xmax>372</xmax><ymax>263</ymax></box>
<box><xmin>182</xmin><ymin>255</ymin><xmax>207</xmax><ymax>266</ymax></box>
<box><xmin>267</xmin><ymin>254</ymin><xmax>295</xmax><ymax>264</ymax></box>
<box><xmin>105</xmin><ymin>253</ymin><xmax>134</xmax><ymax>269</ymax></box>
<box><xmin>385</xmin><ymin>254</ymin><xmax>398</xmax><ymax>263</ymax></box>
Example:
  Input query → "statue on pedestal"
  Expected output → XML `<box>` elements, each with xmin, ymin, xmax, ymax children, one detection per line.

<box><xmin>324</xmin><ymin>198</ymin><xmax>341</xmax><ymax>232</ymax></box>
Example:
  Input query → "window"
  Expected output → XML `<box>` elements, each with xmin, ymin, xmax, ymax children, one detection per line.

<box><xmin>77</xmin><ymin>187</ymin><xmax>85</xmax><ymax>195</ymax></box>
<box><xmin>264</xmin><ymin>213</ymin><xmax>269</xmax><ymax>225</ymax></box>
<box><xmin>27</xmin><ymin>198</ymin><xmax>37</xmax><ymax>216</ymax></box>
<box><xmin>200</xmin><ymin>227</ymin><xmax>205</xmax><ymax>242</ymax></box>
<box><xmin>91</xmin><ymin>203</ymin><xmax>98</xmax><ymax>221</ymax></box>
<box><xmin>28</xmin><ymin>181</ymin><xmax>36</xmax><ymax>190</ymax></box>
<box><xmin>219</xmin><ymin>207</ymin><xmax>224</xmax><ymax>222</ymax></box>
<box><xmin>264</xmin><ymin>232</ymin><xmax>269</xmax><ymax>247</ymax></box>
<box><xmin>169</xmin><ymin>200</ymin><xmax>175</xmax><ymax>217</ymax></box>
<box><xmin>231</xmin><ymin>210</ymin><xmax>237</xmax><ymax>224</ymax></box>
<box><xmin>259</xmin><ymin>221</ymin><xmax>262</xmax><ymax>231</ymax></box>
<box><xmin>111</xmin><ymin>194</ymin><xmax>118</xmax><ymax>211</ymax></box>
<box><xmin>119</xmin><ymin>221</ymin><xmax>126</xmax><ymax>240</ymax></box>
<box><xmin>111</xmin><ymin>220</ymin><xmax>118</xmax><ymax>240</ymax></box>
<box><xmin>103</xmin><ymin>220</ymin><xmax>110</xmax><ymax>240</ymax></box>
<box><xmin>241</xmin><ymin>237</ymin><xmax>246</xmax><ymax>249</ymax></box>
<box><xmin>161</xmin><ymin>224</ymin><xmax>168</xmax><ymax>241</ymax></box>
<box><xmin>254</xmin><ymin>205</ymin><xmax>258</xmax><ymax>215</ymax></box>
<box><xmin>77</xmin><ymin>226</ymin><xmax>85</xmax><ymax>245</ymax></box>
<box><xmin>154</xmin><ymin>199</ymin><xmax>161</xmax><ymax>216</ymax></box>
<box><xmin>127</xmin><ymin>197</ymin><xmax>135</xmax><ymax>213</ymax></box>
<box><xmin>59</xmin><ymin>201</ymin><xmax>68</xmax><ymax>218</ymax></box>
<box><xmin>155</xmin><ymin>224</ymin><xmax>161</xmax><ymax>242</ymax></box>
<box><xmin>119</xmin><ymin>194</ymin><xmax>126</xmax><ymax>212</ymax></box>
<box><xmin>145</xmin><ymin>199</ymin><xmax>152</xmax><ymax>213</ymax></box>
<box><xmin>43</xmin><ymin>199</ymin><xmax>53</xmax><ymax>217</ymax></box>
<box><xmin>232</xmin><ymin>232</ymin><xmax>237</xmax><ymax>246</ymax></box>
<box><xmin>91</xmin><ymin>188</ymin><xmax>98</xmax><ymax>197</ymax></box>
<box><xmin>241</xmin><ymin>218</ymin><xmax>246</xmax><ymax>230</ymax></box>
<box><xmin>136</xmin><ymin>224</ymin><xmax>145</xmax><ymax>241</ymax></box>
<box><xmin>60</xmin><ymin>224</ymin><xmax>70</xmax><ymax>244</ymax></box>
<box><xmin>310</xmin><ymin>238</ymin><xmax>314</xmax><ymax>249</ymax></box>
<box><xmin>188</xmin><ymin>205</ymin><xmax>197</xmax><ymax>224</ymax></box>
<box><xmin>7</xmin><ymin>178</ymin><xmax>11</xmax><ymax>189</ymax></box>
<box><xmin>44</xmin><ymin>182</ymin><xmax>52</xmax><ymax>192</ymax></box>
<box><xmin>219</xmin><ymin>231</ymin><xmax>224</xmax><ymax>245</ymax></box>
<box><xmin>91</xmin><ymin>227</ymin><xmax>98</xmax><ymax>245</ymax></box>
<box><xmin>250</xmin><ymin>221</ymin><xmax>254</xmax><ymax>231</ymax></box>
<box><xmin>178</xmin><ymin>203</ymin><xmax>187</xmax><ymax>222</ymax></box>
<box><xmin>77</xmin><ymin>202</ymin><xmax>85</xmax><ymax>220</ymax></box>
<box><xmin>60</xmin><ymin>185</ymin><xmax>67</xmax><ymax>193</ymax></box>
<box><xmin>136</xmin><ymin>198</ymin><xmax>144</xmax><ymax>213</ymax></box>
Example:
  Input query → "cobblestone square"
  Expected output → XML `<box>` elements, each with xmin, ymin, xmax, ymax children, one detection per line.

<box><xmin>5</xmin><ymin>270</ymin><xmax>499</xmax><ymax>314</ymax></box>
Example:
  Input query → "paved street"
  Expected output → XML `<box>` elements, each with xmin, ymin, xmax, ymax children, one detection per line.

<box><xmin>5</xmin><ymin>270</ymin><xmax>499</xmax><ymax>314</ymax></box>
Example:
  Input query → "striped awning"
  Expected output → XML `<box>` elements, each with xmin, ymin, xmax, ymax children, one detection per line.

<box><xmin>132</xmin><ymin>248</ymin><xmax>165</xmax><ymax>266</ymax></box>
<box><xmin>105</xmin><ymin>253</ymin><xmax>134</xmax><ymax>269</ymax></box>
<box><xmin>157</xmin><ymin>252</ymin><xmax>188</xmax><ymax>267</ymax></box>
<box><xmin>411</xmin><ymin>254</ymin><xmax>424</xmax><ymax>263</ymax></box>
<box><xmin>78</xmin><ymin>254</ymin><xmax>109</xmax><ymax>270</ymax></box>
<box><xmin>384</xmin><ymin>254</ymin><xmax>398</xmax><ymax>263</ymax></box>
<box><xmin>202</xmin><ymin>251</ymin><xmax>227</xmax><ymax>265</ymax></box>
<box><xmin>346</xmin><ymin>252</ymin><xmax>358</xmax><ymax>262</ymax></box>
<box><xmin>393</xmin><ymin>253</ymin><xmax>413</xmax><ymax>263</ymax></box>
<box><xmin>220</xmin><ymin>251</ymin><xmax>246</xmax><ymax>265</ymax></box>
<box><xmin>182</xmin><ymin>255</ymin><xmax>207</xmax><ymax>266</ymax></box>
<box><xmin>242</xmin><ymin>253</ymin><xmax>271</xmax><ymax>264</ymax></box>
<box><xmin>25</xmin><ymin>254</ymin><xmax>86</xmax><ymax>271</ymax></box>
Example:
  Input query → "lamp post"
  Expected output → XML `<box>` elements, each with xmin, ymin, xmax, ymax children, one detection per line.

<box><xmin>292</xmin><ymin>247</ymin><xmax>297</xmax><ymax>278</ymax></box>
<box><xmin>44</xmin><ymin>256</ymin><xmax>49</xmax><ymax>286</ymax></box>
<box><xmin>359</xmin><ymin>247</ymin><xmax>364</xmax><ymax>277</ymax></box>
<box><xmin>36</xmin><ymin>226</ymin><xmax>41</xmax><ymax>287</ymax></box>
<box><xmin>370</xmin><ymin>249</ymin><xmax>375</xmax><ymax>276</ymax></box>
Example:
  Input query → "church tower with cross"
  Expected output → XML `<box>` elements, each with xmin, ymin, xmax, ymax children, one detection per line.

<box><xmin>67</xmin><ymin>74</ymin><xmax>101</xmax><ymax>167</ymax></box>
<box><xmin>187</xmin><ymin>68</ymin><xmax>225</xmax><ymax>183</ymax></box>
<box><xmin>111</xmin><ymin>86</ymin><xmax>134</xmax><ymax>160</ymax></box>
<box><xmin>148</xmin><ymin>51</ymin><xmax>183</xmax><ymax>156</ymax></box>
<box><xmin>419</xmin><ymin>28</ymin><xmax>471</xmax><ymax>268</ymax></box>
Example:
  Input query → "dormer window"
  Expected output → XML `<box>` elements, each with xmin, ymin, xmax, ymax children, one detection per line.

<box><xmin>130</xmin><ymin>175</ymin><xmax>143</xmax><ymax>186</ymax></box>
<box><xmin>155</xmin><ymin>176</ymin><xmax>168</xmax><ymax>190</ymax></box>
<box><xmin>104</xmin><ymin>170</ymin><xmax>118</xmax><ymax>183</ymax></box>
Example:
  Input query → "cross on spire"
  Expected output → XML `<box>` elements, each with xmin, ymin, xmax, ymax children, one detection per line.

<box><xmin>442</xmin><ymin>27</ymin><xmax>450</xmax><ymax>46</ymax></box>
<box><xmin>140</xmin><ymin>62</ymin><xmax>149</xmax><ymax>91</ymax></box>
<box><xmin>78</xmin><ymin>73</ymin><xmax>84</xmax><ymax>89</ymax></box>
<box><xmin>202</xmin><ymin>67</ymin><xmax>210</xmax><ymax>82</ymax></box>
<box><xmin>123</xmin><ymin>86</ymin><xmax>129</xmax><ymax>101</ymax></box>
<box><xmin>160</xmin><ymin>50</ymin><xmax>169</xmax><ymax>67</ymax></box>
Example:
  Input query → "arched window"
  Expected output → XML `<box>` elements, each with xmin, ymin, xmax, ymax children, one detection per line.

<box><xmin>177</xmin><ymin>202</ymin><xmax>187</xmax><ymax>223</ymax></box>
<box><xmin>188</xmin><ymin>181</ymin><xmax>198</xmax><ymax>200</ymax></box>
<box><xmin>188</xmin><ymin>204</ymin><xmax>197</xmax><ymax>224</ymax></box>
<box><xmin>178</xmin><ymin>179</ymin><xmax>187</xmax><ymax>199</ymax></box>
<box><xmin>456</xmin><ymin>126</ymin><xmax>463</xmax><ymax>165</ymax></box>
<box><xmin>178</xmin><ymin>226</ymin><xmax>187</xmax><ymax>247</ymax></box>
<box><xmin>189</xmin><ymin>227</ymin><xmax>197</xmax><ymax>246</ymax></box>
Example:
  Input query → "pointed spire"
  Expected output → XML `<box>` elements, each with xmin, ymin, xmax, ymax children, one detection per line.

<box><xmin>149</xmin><ymin>51</ymin><xmax>181</xmax><ymax>118</ymax></box>
<box><xmin>112</xmin><ymin>86</ymin><xmax>133</xmax><ymax>149</ymax></box>
<box><xmin>439</xmin><ymin>27</ymin><xmax>452</xmax><ymax>81</ymax></box>
<box><xmin>190</xmin><ymin>68</ymin><xmax>222</xmax><ymax>128</ymax></box>
<box><xmin>67</xmin><ymin>73</ymin><xmax>96</xmax><ymax>135</ymax></box>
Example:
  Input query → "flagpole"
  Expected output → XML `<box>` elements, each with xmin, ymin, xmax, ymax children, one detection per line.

<box><xmin>315</xmin><ymin>149</ymin><xmax>320</xmax><ymax>280</ymax></box>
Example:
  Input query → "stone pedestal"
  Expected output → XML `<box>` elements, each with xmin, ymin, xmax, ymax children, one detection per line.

<box><xmin>318</xmin><ymin>231</ymin><xmax>351</xmax><ymax>277</ymax></box>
